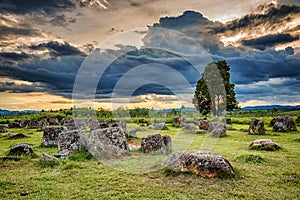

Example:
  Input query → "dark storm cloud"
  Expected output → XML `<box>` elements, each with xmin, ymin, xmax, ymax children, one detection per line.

<box><xmin>0</xmin><ymin>41</ymin><xmax>86</xmax><ymax>97</ymax></box>
<box><xmin>1</xmin><ymin>2</ymin><xmax>300</xmax><ymax>105</ymax></box>
<box><xmin>94</xmin><ymin>47</ymin><xmax>200</xmax><ymax>97</ymax></box>
<box><xmin>0</xmin><ymin>0</ymin><xmax>75</xmax><ymax>15</ymax></box>
<box><xmin>0</xmin><ymin>52</ymin><xmax>30</xmax><ymax>60</ymax></box>
<box><xmin>216</xmin><ymin>4</ymin><xmax>300</xmax><ymax>34</ymax></box>
<box><xmin>150</xmin><ymin>11</ymin><xmax>223</xmax><ymax>52</ymax></box>
<box><xmin>0</xmin><ymin>26</ymin><xmax>41</xmax><ymax>40</ymax></box>
<box><xmin>29</xmin><ymin>41</ymin><xmax>85</xmax><ymax>56</ymax></box>
<box><xmin>242</xmin><ymin>34</ymin><xmax>299</xmax><ymax>50</ymax></box>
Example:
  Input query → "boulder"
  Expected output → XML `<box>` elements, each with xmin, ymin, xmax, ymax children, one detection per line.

<box><xmin>272</xmin><ymin>122</ymin><xmax>288</xmax><ymax>132</ymax></box>
<box><xmin>249</xmin><ymin>118</ymin><xmax>265</xmax><ymax>135</ymax></box>
<box><xmin>130</xmin><ymin>127</ymin><xmax>144</xmax><ymax>132</ymax></box>
<box><xmin>89</xmin><ymin>119</ymin><xmax>117</xmax><ymax>132</ymax></box>
<box><xmin>41</xmin><ymin>153</ymin><xmax>59</xmax><ymax>162</ymax></box>
<box><xmin>6</xmin><ymin>132</ymin><xmax>14</xmax><ymax>137</ymax></box>
<box><xmin>0</xmin><ymin>125</ymin><xmax>7</xmax><ymax>133</ymax></box>
<box><xmin>222</xmin><ymin>118</ymin><xmax>232</xmax><ymax>124</ymax></box>
<box><xmin>37</xmin><ymin>119</ymin><xmax>47</xmax><ymax>131</ymax></box>
<box><xmin>249</xmin><ymin>139</ymin><xmax>280</xmax><ymax>151</ymax></box>
<box><xmin>182</xmin><ymin>123</ymin><xmax>197</xmax><ymax>132</ymax></box>
<box><xmin>128</xmin><ymin>130</ymin><xmax>137</xmax><ymax>138</ymax></box>
<box><xmin>42</xmin><ymin>126</ymin><xmax>67</xmax><ymax>147</ymax></box>
<box><xmin>61</xmin><ymin>118</ymin><xmax>78</xmax><ymax>131</ymax></box>
<box><xmin>20</xmin><ymin>120</ymin><xmax>30</xmax><ymax>128</ymax></box>
<box><xmin>56</xmin><ymin>130</ymin><xmax>88</xmax><ymax>157</ymax></box>
<box><xmin>117</xmin><ymin>120</ymin><xmax>127</xmax><ymax>129</ymax></box>
<box><xmin>165</xmin><ymin>151</ymin><xmax>235</xmax><ymax>178</ymax></box>
<box><xmin>210</xmin><ymin>122</ymin><xmax>226</xmax><ymax>137</ymax></box>
<box><xmin>48</xmin><ymin>118</ymin><xmax>59</xmax><ymax>125</ymax></box>
<box><xmin>151</xmin><ymin>123</ymin><xmax>169</xmax><ymax>130</ymax></box>
<box><xmin>199</xmin><ymin>120</ymin><xmax>212</xmax><ymax>130</ymax></box>
<box><xmin>88</xmin><ymin>127</ymin><xmax>129</xmax><ymax>159</ymax></box>
<box><xmin>8</xmin><ymin>122</ymin><xmax>21</xmax><ymax>128</ymax></box>
<box><xmin>269</xmin><ymin>117</ymin><xmax>297</xmax><ymax>131</ymax></box>
<box><xmin>141</xmin><ymin>134</ymin><xmax>172</xmax><ymax>154</ymax></box>
<box><xmin>8</xmin><ymin>133</ymin><xmax>27</xmax><ymax>139</ymax></box>
<box><xmin>173</xmin><ymin>117</ymin><xmax>185</xmax><ymax>127</ymax></box>
<box><xmin>9</xmin><ymin>143</ymin><xmax>33</xmax><ymax>155</ymax></box>
<box><xmin>28</xmin><ymin>120</ymin><xmax>38</xmax><ymax>129</ymax></box>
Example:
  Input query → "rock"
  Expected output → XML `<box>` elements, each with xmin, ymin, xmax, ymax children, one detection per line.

<box><xmin>130</xmin><ymin>127</ymin><xmax>144</xmax><ymax>132</ymax></box>
<box><xmin>8</xmin><ymin>122</ymin><xmax>22</xmax><ymax>128</ymax></box>
<box><xmin>165</xmin><ymin>151</ymin><xmax>235</xmax><ymax>178</ymax></box>
<box><xmin>41</xmin><ymin>153</ymin><xmax>59</xmax><ymax>162</ymax></box>
<box><xmin>269</xmin><ymin>117</ymin><xmax>297</xmax><ymax>131</ymax></box>
<box><xmin>0</xmin><ymin>125</ymin><xmax>7</xmax><ymax>133</ymax></box>
<box><xmin>199</xmin><ymin>120</ymin><xmax>212</xmax><ymax>130</ymax></box>
<box><xmin>37</xmin><ymin>119</ymin><xmax>47</xmax><ymax>131</ymax></box>
<box><xmin>8</xmin><ymin>133</ymin><xmax>27</xmax><ymax>139</ymax></box>
<box><xmin>141</xmin><ymin>134</ymin><xmax>172</xmax><ymax>154</ymax></box>
<box><xmin>9</xmin><ymin>143</ymin><xmax>33</xmax><ymax>155</ymax></box>
<box><xmin>62</xmin><ymin>118</ymin><xmax>79</xmax><ymax>131</ymax></box>
<box><xmin>222</xmin><ymin>118</ymin><xmax>232</xmax><ymax>124</ymax></box>
<box><xmin>173</xmin><ymin>117</ymin><xmax>185</xmax><ymax>127</ymax></box>
<box><xmin>182</xmin><ymin>123</ymin><xmax>197</xmax><ymax>132</ymax></box>
<box><xmin>28</xmin><ymin>120</ymin><xmax>38</xmax><ymax>129</ymax></box>
<box><xmin>20</xmin><ymin>120</ymin><xmax>30</xmax><ymax>128</ymax></box>
<box><xmin>117</xmin><ymin>120</ymin><xmax>127</xmax><ymax>129</ymax></box>
<box><xmin>42</xmin><ymin>126</ymin><xmax>67</xmax><ymax>147</ymax></box>
<box><xmin>148</xmin><ymin>125</ymin><xmax>155</xmax><ymax>129</ymax></box>
<box><xmin>249</xmin><ymin>118</ymin><xmax>265</xmax><ymax>135</ymax></box>
<box><xmin>249</xmin><ymin>139</ymin><xmax>280</xmax><ymax>151</ymax></box>
<box><xmin>48</xmin><ymin>118</ymin><xmax>59</xmax><ymax>125</ymax></box>
<box><xmin>88</xmin><ymin>127</ymin><xmax>129</xmax><ymax>159</ymax></box>
<box><xmin>210</xmin><ymin>122</ymin><xmax>226</xmax><ymax>137</ymax></box>
<box><xmin>56</xmin><ymin>130</ymin><xmax>88</xmax><ymax>157</ymax></box>
<box><xmin>151</xmin><ymin>123</ymin><xmax>169</xmax><ymax>130</ymax></box>
<box><xmin>128</xmin><ymin>130</ymin><xmax>137</xmax><ymax>138</ymax></box>
<box><xmin>272</xmin><ymin>122</ymin><xmax>288</xmax><ymax>132</ymax></box>
<box><xmin>89</xmin><ymin>119</ymin><xmax>117</xmax><ymax>132</ymax></box>
<box><xmin>6</xmin><ymin>132</ymin><xmax>14</xmax><ymax>137</ymax></box>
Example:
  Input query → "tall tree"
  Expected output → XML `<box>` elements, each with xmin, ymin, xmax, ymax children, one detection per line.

<box><xmin>193</xmin><ymin>60</ymin><xmax>238</xmax><ymax>116</ymax></box>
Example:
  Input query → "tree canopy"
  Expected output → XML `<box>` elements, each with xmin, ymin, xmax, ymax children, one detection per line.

<box><xmin>193</xmin><ymin>60</ymin><xmax>238</xmax><ymax>116</ymax></box>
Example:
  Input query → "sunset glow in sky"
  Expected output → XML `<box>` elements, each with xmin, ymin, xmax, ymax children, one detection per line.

<box><xmin>0</xmin><ymin>0</ymin><xmax>300</xmax><ymax>110</ymax></box>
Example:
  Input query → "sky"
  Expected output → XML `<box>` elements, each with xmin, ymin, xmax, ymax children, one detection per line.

<box><xmin>0</xmin><ymin>0</ymin><xmax>300</xmax><ymax>110</ymax></box>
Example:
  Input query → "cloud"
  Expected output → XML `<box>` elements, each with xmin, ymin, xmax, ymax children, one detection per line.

<box><xmin>0</xmin><ymin>40</ymin><xmax>85</xmax><ymax>97</ymax></box>
<box><xmin>1</xmin><ymin>1</ymin><xmax>300</xmax><ymax>107</ymax></box>
<box><xmin>0</xmin><ymin>0</ymin><xmax>75</xmax><ymax>15</ymax></box>
<box><xmin>242</xmin><ymin>33</ymin><xmax>299</xmax><ymax>50</ymax></box>
<box><xmin>217</xmin><ymin>3</ymin><xmax>300</xmax><ymax>34</ymax></box>
<box><xmin>29</xmin><ymin>41</ymin><xmax>85</xmax><ymax>56</ymax></box>
<box><xmin>217</xmin><ymin>3</ymin><xmax>300</xmax><ymax>47</ymax></box>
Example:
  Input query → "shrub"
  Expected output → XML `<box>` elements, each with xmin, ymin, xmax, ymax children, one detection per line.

<box><xmin>234</xmin><ymin>154</ymin><xmax>264</xmax><ymax>163</ymax></box>
<box><xmin>296</xmin><ymin>116</ymin><xmax>300</xmax><ymax>125</ymax></box>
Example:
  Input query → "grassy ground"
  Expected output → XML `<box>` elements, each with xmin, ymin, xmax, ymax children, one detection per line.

<box><xmin>0</xmin><ymin>123</ymin><xmax>300</xmax><ymax>199</ymax></box>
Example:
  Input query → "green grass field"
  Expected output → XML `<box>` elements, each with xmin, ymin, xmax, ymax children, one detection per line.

<box><xmin>1</xmin><ymin>121</ymin><xmax>300</xmax><ymax>199</ymax></box>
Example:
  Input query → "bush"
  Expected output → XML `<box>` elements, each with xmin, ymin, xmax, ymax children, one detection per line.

<box><xmin>234</xmin><ymin>154</ymin><xmax>264</xmax><ymax>163</ymax></box>
<box><xmin>68</xmin><ymin>151</ymin><xmax>95</xmax><ymax>162</ymax></box>
<box><xmin>296</xmin><ymin>116</ymin><xmax>300</xmax><ymax>125</ymax></box>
